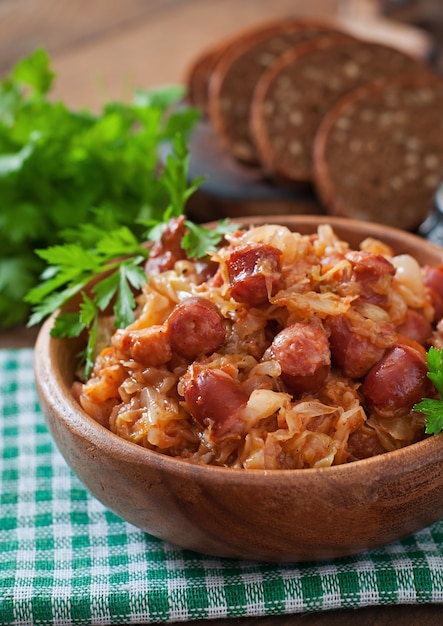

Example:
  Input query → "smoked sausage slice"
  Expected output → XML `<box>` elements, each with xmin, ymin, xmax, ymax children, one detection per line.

<box><xmin>167</xmin><ymin>297</ymin><xmax>225</xmax><ymax>360</ymax></box>
<box><xmin>227</xmin><ymin>243</ymin><xmax>283</xmax><ymax>306</ymax></box>
<box><xmin>396</xmin><ymin>309</ymin><xmax>432</xmax><ymax>346</ymax></box>
<box><xmin>266</xmin><ymin>322</ymin><xmax>330</xmax><ymax>394</ymax></box>
<box><xmin>145</xmin><ymin>216</ymin><xmax>187</xmax><ymax>274</ymax></box>
<box><xmin>362</xmin><ymin>343</ymin><xmax>431</xmax><ymax>418</ymax></box>
<box><xmin>182</xmin><ymin>365</ymin><xmax>248</xmax><ymax>437</ymax></box>
<box><xmin>423</xmin><ymin>264</ymin><xmax>443</xmax><ymax>322</ymax></box>
<box><xmin>325</xmin><ymin>314</ymin><xmax>396</xmax><ymax>379</ymax></box>
<box><xmin>112</xmin><ymin>325</ymin><xmax>172</xmax><ymax>366</ymax></box>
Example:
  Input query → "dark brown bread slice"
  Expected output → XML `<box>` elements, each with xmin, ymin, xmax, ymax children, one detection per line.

<box><xmin>186</xmin><ymin>43</ymin><xmax>227</xmax><ymax>115</ymax></box>
<box><xmin>250</xmin><ymin>37</ymin><xmax>428</xmax><ymax>186</ymax></box>
<box><xmin>185</xmin><ymin>20</ymin><xmax>300</xmax><ymax>116</ymax></box>
<box><xmin>313</xmin><ymin>73</ymin><xmax>443</xmax><ymax>230</ymax></box>
<box><xmin>207</xmin><ymin>19</ymin><xmax>347</xmax><ymax>165</ymax></box>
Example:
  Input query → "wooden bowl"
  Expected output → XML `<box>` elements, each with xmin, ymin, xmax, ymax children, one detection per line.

<box><xmin>34</xmin><ymin>215</ymin><xmax>443</xmax><ymax>563</ymax></box>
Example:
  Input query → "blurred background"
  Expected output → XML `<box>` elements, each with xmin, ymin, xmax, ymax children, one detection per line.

<box><xmin>1</xmin><ymin>0</ymin><xmax>442</xmax><ymax>110</ymax></box>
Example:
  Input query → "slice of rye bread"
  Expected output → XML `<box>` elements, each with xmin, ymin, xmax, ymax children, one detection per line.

<box><xmin>185</xmin><ymin>20</ymin><xmax>298</xmax><ymax>116</ymax></box>
<box><xmin>250</xmin><ymin>37</ymin><xmax>430</xmax><ymax>187</ymax></box>
<box><xmin>313</xmin><ymin>73</ymin><xmax>443</xmax><ymax>231</ymax></box>
<box><xmin>207</xmin><ymin>19</ymin><xmax>349</xmax><ymax>165</ymax></box>
<box><xmin>186</xmin><ymin>43</ymin><xmax>227</xmax><ymax>115</ymax></box>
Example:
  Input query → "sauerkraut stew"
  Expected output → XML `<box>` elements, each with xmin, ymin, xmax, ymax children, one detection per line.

<box><xmin>72</xmin><ymin>217</ymin><xmax>443</xmax><ymax>469</ymax></box>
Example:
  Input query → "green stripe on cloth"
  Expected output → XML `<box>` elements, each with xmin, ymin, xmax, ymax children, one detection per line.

<box><xmin>1</xmin><ymin>348</ymin><xmax>443</xmax><ymax>625</ymax></box>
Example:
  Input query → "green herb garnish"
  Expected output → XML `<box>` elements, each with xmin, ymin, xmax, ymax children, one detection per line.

<box><xmin>182</xmin><ymin>219</ymin><xmax>237</xmax><ymax>258</ymax></box>
<box><xmin>0</xmin><ymin>48</ymin><xmax>200</xmax><ymax>328</ymax></box>
<box><xmin>25</xmin><ymin>131</ymin><xmax>236</xmax><ymax>376</ymax></box>
<box><xmin>414</xmin><ymin>346</ymin><xmax>443</xmax><ymax>435</ymax></box>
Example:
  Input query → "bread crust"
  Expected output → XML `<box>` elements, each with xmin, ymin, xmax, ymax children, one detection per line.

<box><xmin>250</xmin><ymin>37</ymin><xmax>426</xmax><ymax>186</ymax></box>
<box><xmin>206</xmin><ymin>18</ymin><xmax>345</xmax><ymax>164</ymax></box>
<box><xmin>313</xmin><ymin>72</ymin><xmax>443</xmax><ymax>230</ymax></box>
<box><xmin>185</xmin><ymin>43</ymin><xmax>228</xmax><ymax>115</ymax></box>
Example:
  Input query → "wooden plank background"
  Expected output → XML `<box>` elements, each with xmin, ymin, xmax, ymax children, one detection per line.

<box><xmin>2</xmin><ymin>0</ymin><xmax>441</xmax><ymax>110</ymax></box>
<box><xmin>0</xmin><ymin>0</ymin><xmax>345</xmax><ymax>109</ymax></box>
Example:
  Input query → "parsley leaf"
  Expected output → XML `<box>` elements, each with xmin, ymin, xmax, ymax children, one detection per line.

<box><xmin>414</xmin><ymin>346</ymin><xmax>443</xmax><ymax>435</ymax></box>
<box><xmin>25</xmin><ymin>116</ymin><xmax>225</xmax><ymax>372</ymax></box>
<box><xmin>182</xmin><ymin>219</ymin><xmax>238</xmax><ymax>258</ymax></box>
<box><xmin>25</xmin><ymin>231</ymin><xmax>150</xmax><ymax>326</ymax></box>
<box><xmin>0</xmin><ymin>48</ymin><xmax>200</xmax><ymax>328</ymax></box>
<box><xmin>12</xmin><ymin>48</ymin><xmax>55</xmax><ymax>96</ymax></box>
<box><xmin>20</xmin><ymin>50</ymin><xmax>239</xmax><ymax>371</ymax></box>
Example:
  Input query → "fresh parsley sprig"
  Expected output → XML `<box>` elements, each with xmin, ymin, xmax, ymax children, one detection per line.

<box><xmin>182</xmin><ymin>219</ymin><xmax>237</xmax><ymax>258</ymax></box>
<box><xmin>414</xmin><ymin>346</ymin><xmax>443</xmax><ymax>435</ymax></box>
<box><xmin>25</xmin><ymin>131</ymin><xmax>236</xmax><ymax>376</ymax></box>
<box><xmin>0</xmin><ymin>48</ymin><xmax>200</xmax><ymax>328</ymax></box>
<box><xmin>26</xmin><ymin>228</ymin><xmax>149</xmax><ymax>376</ymax></box>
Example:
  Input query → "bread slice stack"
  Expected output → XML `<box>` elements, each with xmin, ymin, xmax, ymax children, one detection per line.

<box><xmin>186</xmin><ymin>17</ymin><xmax>443</xmax><ymax>230</ymax></box>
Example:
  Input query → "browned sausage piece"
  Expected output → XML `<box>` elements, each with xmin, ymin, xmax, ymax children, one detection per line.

<box><xmin>112</xmin><ymin>325</ymin><xmax>172</xmax><ymax>366</ymax></box>
<box><xmin>145</xmin><ymin>215</ymin><xmax>187</xmax><ymax>274</ymax></box>
<box><xmin>345</xmin><ymin>250</ymin><xmax>395</xmax><ymax>307</ymax></box>
<box><xmin>167</xmin><ymin>297</ymin><xmax>225</xmax><ymax>360</ymax></box>
<box><xmin>422</xmin><ymin>264</ymin><xmax>443</xmax><ymax>322</ymax></box>
<box><xmin>362</xmin><ymin>344</ymin><xmax>431</xmax><ymax>418</ymax></box>
<box><xmin>325</xmin><ymin>314</ymin><xmax>391</xmax><ymax>379</ymax></box>
<box><xmin>182</xmin><ymin>365</ymin><xmax>248</xmax><ymax>437</ymax></box>
<box><xmin>347</xmin><ymin>423</ymin><xmax>386</xmax><ymax>461</ymax></box>
<box><xmin>396</xmin><ymin>309</ymin><xmax>433</xmax><ymax>346</ymax></box>
<box><xmin>227</xmin><ymin>243</ymin><xmax>283</xmax><ymax>306</ymax></box>
<box><xmin>267</xmin><ymin>322</ymin><xmax>330</xmax><ymax>394</ymax></box>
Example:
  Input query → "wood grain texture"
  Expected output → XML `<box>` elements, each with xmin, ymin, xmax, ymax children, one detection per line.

<box><xmin>0</xmin><ymin>0</ymin><xmax>171</xmax><ymax>71</ymax></box>
<box><xmin>0</xmin><ymin>0</ymin><xmax>343</xmax><ymax>110</ymax></box>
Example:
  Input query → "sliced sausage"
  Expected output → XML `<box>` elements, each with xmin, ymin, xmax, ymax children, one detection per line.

<box><xmin>347</xmin><ymin>424</ymin><xmax>386</xmax><ymax>460</ymax></box>
<box><xmin>182</xmin><ymin>365</ymin><xmax>248</xmax><ymax>437</ymax></box>
<box><xmin>227</xmin><ymin>243</ymin><xmax>283</xmax><ymax>306</ymax></box>
<box><xmin>362</xmin><ymin>343</ymin><xmax>431</xmax><ymax>418</ymax></box>
<box><xmin>267</xmin><ymin>322</ymin><xmax>330</xmax><ymax>394</ymax></box>
<box><xmin>112</xmin><ymin>325</ymin><xmax>172</xmax><ymax>366</ymax></box>
<box><xmin>396</xmin><ymin>309</ymin><xmax>432</xmax><ymax>347</ymax></box>
<box><xmin>345</xmin><ymin>250</ymin><xmax>395</xmax><ymax>307</ymax></box>
<box><xmin>325</xmin><ymin>314</ymin><xmax>391</xmax><ymax>379</ymax></box>
<box><xmin>145</xmin><ymin>216</ymin><xmax>187</xmax><ymax>274</ymax></box>
<box><xmin>422</xmin><ymin>264</ymin><xmax>443</xmax><ymax>322</ymax></box>
<box><xmin>346</xmin><ymin>250</ymin><xmax>395</xmax><ymax>282</ymax></box>
<box><xmin>166</xmin><ymin>297</ymin><xmax>225</xmax><ymax>360</ymax></box>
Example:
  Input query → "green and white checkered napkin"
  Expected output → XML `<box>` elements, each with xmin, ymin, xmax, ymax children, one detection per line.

<box><xmin>1</xmin><ymin>348</ymin><xmax>443</xmax><ymax>625</ymax></box>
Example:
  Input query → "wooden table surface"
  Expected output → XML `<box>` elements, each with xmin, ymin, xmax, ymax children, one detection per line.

<box><xmin>2</xmin><ymin>0</ymin><xmax>443</xmax><ymax>623</ymax></box>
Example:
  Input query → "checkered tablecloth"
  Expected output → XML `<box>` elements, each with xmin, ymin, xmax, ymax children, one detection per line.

<box><xmin>1</xmin><ymin>348</ymin><xmax>443</xmax><ymax>625</ymax></box>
